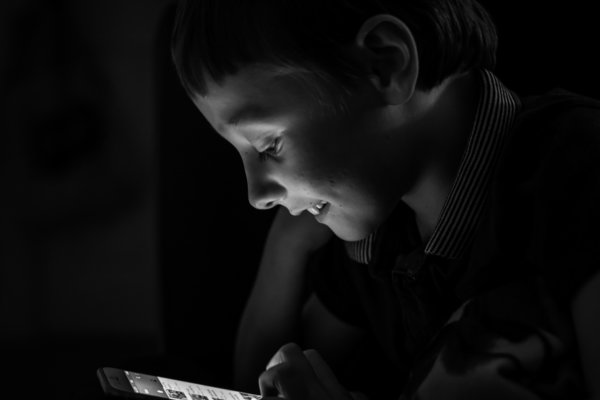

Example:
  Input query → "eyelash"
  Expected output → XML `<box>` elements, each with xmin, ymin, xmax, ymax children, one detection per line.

<box><xmin>258</xmin><ymin>138</ymin><xmax>281</xmax><ymax>162</ymax></box>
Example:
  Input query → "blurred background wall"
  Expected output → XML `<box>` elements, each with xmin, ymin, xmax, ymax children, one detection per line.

<box><xmin>0</xmin><ymin>1</ymin><xmax>598</xmax><ymax>399</ymax></box>
<box><xmin>1</xmin><ymin>0</ymin><xmax>169</xmax><ymax>397</ymax></box>
<box><xmin>1</xmin><ymin>0</ymin><xmax>165</xmax><ymax>342</ymax></box>
<box><xmin>0</xmin><ymin>1</ymin><xmax>273</xmax><ymax>398</ymax></box>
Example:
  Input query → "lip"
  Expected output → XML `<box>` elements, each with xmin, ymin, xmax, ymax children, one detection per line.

<box><xmin>306</xmin><ymin>201</ymin><xmax>330</xmax><ymax>221</ymax></box>
<box><xmin>289</xmin><ymin>208</ymin><xmax>304</xmax><ymax>216</ymax></box>
<box><xmin>288</xmin><ymin>201</ymin><xmax>330</xmax><ymax>218</ymax></box>
<box><xmin>315</xmin><ymin>202</ymin><xmax>330</xmax><ymax>222</ymax></box>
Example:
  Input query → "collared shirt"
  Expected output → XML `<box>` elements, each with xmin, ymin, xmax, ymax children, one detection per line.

<box><xmin>345</xmin><ymin>69</ymin><xmax>521</xmax><ymax>264</ymax></box>
<box><xmin>310</xmin><ymin>83</ymin><xmax>600</xmax><ymax>400</ymax></box>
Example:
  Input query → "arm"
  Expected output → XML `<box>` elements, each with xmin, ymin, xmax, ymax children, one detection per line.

<box><xmin>302</xmin><ymin>293</ymin><xmax>366</xmax><ymax>375</ymax></box>
<box><xmin>249</xmin><ymin>292</ymin><xmax>368</xmax><ymax>399</ymax></box>
<box><xmin>259</xmin><ymin>343</ymin><xmax>367</xmax><ymax>400</ymax></box>
<box><xmin>234</xmin><ymin>207</ymin><xmax>333</xmax><ymax>391</ymax></box>
<box><xmin>572</xmin><ymin>270</ymin><xmax>600</xmax><ymax>400</ymax></box>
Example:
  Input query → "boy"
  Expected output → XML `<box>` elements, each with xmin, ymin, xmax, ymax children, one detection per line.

<box><xmin>171</xmin><ymin>0</ymin><xmax>600</xmax><ymax>399</ymax></box>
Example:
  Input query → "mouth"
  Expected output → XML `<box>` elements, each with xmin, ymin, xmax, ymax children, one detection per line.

<box><xmin>307</xmin><ymin>201</ymin><xmax>329</xmax><ymax>218</ymax></box>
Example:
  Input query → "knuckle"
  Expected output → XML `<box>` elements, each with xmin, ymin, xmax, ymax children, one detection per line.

<box><xmin>302</xmin><ymin>348</ymin><xmax>318</xmax><ymax>357</ymax></box>
<box><xmin>280</xmin><ymin>342</ymin><xmax>302</xmax><ymax>355</ymax></box>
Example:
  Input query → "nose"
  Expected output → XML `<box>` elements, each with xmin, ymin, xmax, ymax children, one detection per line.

<box><xmin>245</xmin><ymin>166</ymin><xmax>285</xmax><ymax>211</ymax></box>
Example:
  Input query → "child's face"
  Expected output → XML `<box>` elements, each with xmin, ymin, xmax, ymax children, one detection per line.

<box><xmin>193</xmin><ymin>65</ymin><xmax>421</xmax><ymax>241</ymax></box>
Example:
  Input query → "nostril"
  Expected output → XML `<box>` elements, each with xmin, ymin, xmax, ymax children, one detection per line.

<box><xmin>247</xmin><ymin>179</ymin><xmax>285</xmax><ymax>210</ymax></box>
<box><xmin>250</xmin><ymin>198</ymin><xmax>275</xmax><ymax>210</ymax></box>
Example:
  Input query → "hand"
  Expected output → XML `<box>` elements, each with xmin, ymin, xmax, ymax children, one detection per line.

<box><xmin>234</xmin><ymin>210</ymin><xmax>333</xmax><ymax>390</ymax></box>
<box><xmin>259</xmin><ymin>343</ymin><xmax>361</xmax><ymax>400</ymax></box>
<box><xmin>267</xmin><ymin>206</ymin><xmax>333</xmax><ymax>255</ymax></box>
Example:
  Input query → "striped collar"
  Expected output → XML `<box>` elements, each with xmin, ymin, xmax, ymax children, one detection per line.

<box><xmin>346</xmin><ymin>70</ymin><xmax>521</xmax><ymax>264</ymax></box>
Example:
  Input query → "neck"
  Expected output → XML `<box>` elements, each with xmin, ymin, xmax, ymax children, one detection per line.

<box><xmin>401</xmin><ymin>71</ymin><xmax>479</xmax><ymax>240</ymax></box>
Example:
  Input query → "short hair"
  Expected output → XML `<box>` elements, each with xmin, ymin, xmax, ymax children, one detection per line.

<box><xmin>171</xmin><ymin>0</ymin><xmax>498</xmax><ymax>97</ymax></box>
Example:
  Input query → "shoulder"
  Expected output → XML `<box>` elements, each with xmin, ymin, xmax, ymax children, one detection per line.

<box><xmin>481</xmin><ymin>90</ymin><xmax>600</xmax><ymax>302</ymax></box>
<box><xmin>498</xmin><ymin>90</ymin><xmax>600</xmax><ymax>184</ymax></box>
<box><xmin>515</xmin><ymin>89</ymin><xmax>600</xmax><ymax>143</ymax></box>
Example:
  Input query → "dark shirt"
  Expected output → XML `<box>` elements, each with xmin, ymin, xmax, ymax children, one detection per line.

<box><xmin>310</xmin><ymin>76</ymin><xmax>600</xmax><ymax>399</ymax></box>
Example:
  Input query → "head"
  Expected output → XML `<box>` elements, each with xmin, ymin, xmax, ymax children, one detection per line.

<box><xmin>171</xmin><ymin>0</ymin><xmax>497</xmax><ymax>241</ymax></box>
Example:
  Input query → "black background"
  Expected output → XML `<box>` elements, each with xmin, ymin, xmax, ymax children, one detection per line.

<box><xmin>1</xmin><ymin>1</ymin><xmax>598</xmax><ymax>399</ymax></box>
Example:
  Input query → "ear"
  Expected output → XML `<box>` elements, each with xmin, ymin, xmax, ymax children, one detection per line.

<box><xmin>354</xmin><ymin>14</ymin><xmax>419</xmax><ymax>105</ymax></box>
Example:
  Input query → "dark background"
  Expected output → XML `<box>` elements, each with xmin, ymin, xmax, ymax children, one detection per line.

<box><xmin>0</xmin><ymin>1</ymin><xmax>598</xmax><ymax>399</ymax></box>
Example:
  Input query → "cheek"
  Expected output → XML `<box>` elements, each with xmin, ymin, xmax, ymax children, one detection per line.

<box><xmin>283</xmin><ymin>118</ymin><xmax>368</xmax><ymax>196</ymax></box>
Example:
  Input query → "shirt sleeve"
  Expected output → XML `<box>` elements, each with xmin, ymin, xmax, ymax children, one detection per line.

<box><xmin>307</xmin><ymin>237</ymin><xmax>368</xmax><ymax>328</ymax></box>
<box><xmin>531</xmin><ymin>105</ymin><xmax>600</xmax><ymax>303</ymax></box>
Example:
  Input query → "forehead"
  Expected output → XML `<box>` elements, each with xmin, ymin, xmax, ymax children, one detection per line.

<box><xmin>194</xmin><ymin>66</ymin><xmax>294</xmax><ymax>112</ymax></box>
<box><xmin>192</xmin><ymin>65</ymin><xmax>331</xmax><ymax>132</ymax></box>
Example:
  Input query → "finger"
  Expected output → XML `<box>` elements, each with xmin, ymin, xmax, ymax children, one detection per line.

<box><xmin>259</xmin><ymin>362</ymin><xmax>314</xmax><ymax>400</ymax></box>
<box><xmin>259</xmin><ymin>363</ymin><xmax>297</xmax><ymax>398</ymax></box>
<box><xmin>303</xmin><ymin>349</ymin><xmax>348</xmax><ymax>400</ymax></box>
<box><xmin>260</xmin><ymin>343</ymin><xmax>315</xmax><ymax>399</ymax></box>
<box><xmin>265</xmin><ymin>347</ymin><xmax>287</xmax><ymax>371</ymax></box>
<box><xmin>265</xmin><ymin>342</ymin><xmax>306</xmax><ymax>370</ymax></box>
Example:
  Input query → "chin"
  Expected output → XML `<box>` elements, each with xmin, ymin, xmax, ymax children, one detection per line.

<box><xmin>329</xmin><ymin>222</ymin><xmax>374</xmax><ymax>242</ymax></box>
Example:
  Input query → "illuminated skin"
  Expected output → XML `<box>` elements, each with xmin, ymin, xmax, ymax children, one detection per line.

<box><xmin>192</xmin><ymin>65</ymin><xmax>427</xmax><ymax>242</ymax></box>
<box><xmin>192</xmin><ymin>15</ymin><xmax>479</xmax><ymax>243</ymax></box>
<box><xmin>186</xmin><ymin>15</ymin><xmax>600</xmax><ymax>400</ymax></box>
<box><xmin>195</xmin><ymin>15</ymin><xmax>492</xmax><ymax>400</ymax></box>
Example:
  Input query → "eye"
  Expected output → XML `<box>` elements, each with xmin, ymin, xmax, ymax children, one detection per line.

<box><xmin>258</xmin><ymin>137</ymin><xmax>281</xmax><ymax>162</ymax></box>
